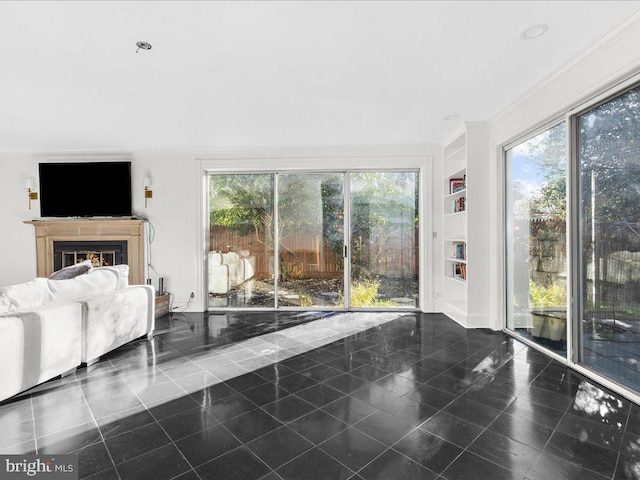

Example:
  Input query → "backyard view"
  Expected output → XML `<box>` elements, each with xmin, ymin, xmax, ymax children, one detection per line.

<box><xmin>578</xmin><ymin>85</ymin><xmax>640</xmax><ymax>391</ymax></box>
<box><xmin>507</xmin><ymin>84</ymin><xmax>640</xmax><ymax>393</ymax></box>
<box><xmin>506</xmin><ymin>123</ymin><xmax>568</xmax><ymax>355</ymax></box>
<box><xmin>208</xmin><ymin>171</ymin><xmax>419</xmax><ymax>309</ymax></box>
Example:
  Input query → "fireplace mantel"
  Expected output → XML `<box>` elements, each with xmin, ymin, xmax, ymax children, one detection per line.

<box><xmin>25</xmin><ymin>218</ymin><xmax>146</xmax><ymax>285</ymax></box>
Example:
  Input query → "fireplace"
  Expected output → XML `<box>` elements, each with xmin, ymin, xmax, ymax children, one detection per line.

<box><xmin>53</xmin><ymin>240</ymin><xmax>128</xmax><ymax>270</ymax></box>
<box><xmin>25</xmin><ymin>219</ymin><xmax>146</xmax><ymax>285</ymax></box>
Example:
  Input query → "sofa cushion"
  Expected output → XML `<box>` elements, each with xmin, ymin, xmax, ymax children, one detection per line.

<box><xmin>222</xmin><ymin>252</ymin><xmax>239</xmax><ymax>264</ymax></box>
<box><xmin>81</xmin><ymin>285</ymin><xmax>154</xmax><ymax>363</ymax></box>
<box><xmin>93</xmin><ymin>264</ymin><xmax>129</xmax><ymax>289</ymax></box>
<box><xmin>48</xmin><ymin>268</ymin><xmax>118</xmax><ymax>302</ymax></box>
<box><xmin>209</xmin><ymin>252</ymin><xmax>222</xmax><ymax>266</ymax></box>
<box><xmin>0</xmin><ymin>302</ymin><xmax>82</xmax><ymax>403</ymax></box>
<box><xmin>0</xmin><ymin>297</ymin><xmax>9</xmax><ymax>314</ymax></box>
<box><xmin>48</xmin><ymin>259</ymin><xmax>93</xmax><ymax>280</ymax></box>
<box><xmin>0</xmin><ymin>278</ymin><xmax>52</xmax><ymax>314</ymax></box>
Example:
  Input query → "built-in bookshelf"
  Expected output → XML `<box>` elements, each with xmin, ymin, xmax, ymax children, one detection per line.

<box><xmin>442</xmin><ymin>122</ymin><xmax>490</xmax><ymax>327</ymax></box>
<box><xmin>445</xmin><ymin>240</ymin><xmax>467</xmax><ymax>283</ymax></box>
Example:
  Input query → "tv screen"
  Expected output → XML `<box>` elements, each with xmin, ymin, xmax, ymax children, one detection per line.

<box><xmin>39</xmin><ymin>162</ymin><xmax>132</xmax><ymax>217</ymax></box>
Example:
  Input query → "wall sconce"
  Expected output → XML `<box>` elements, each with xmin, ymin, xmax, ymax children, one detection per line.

<box><xmin>26</xmin><ymin>178</ymin><xmax>38</xmax><ymax>210</ymax></box>
<box><xmin>143</xmin><ymin>177</ymin><xmax>153</xmax><ymax>208</ymax></box>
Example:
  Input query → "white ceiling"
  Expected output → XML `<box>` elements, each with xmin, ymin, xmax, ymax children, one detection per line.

<box><xmin>1</xmin><ymin>1</ymin><xmax>639</xmax><ymax>154</ymax></box>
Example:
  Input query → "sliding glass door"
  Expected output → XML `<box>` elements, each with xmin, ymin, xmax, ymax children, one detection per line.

<box><xmin>505</xmin><ymin>123</ymin><xmax>567</xmax><ymax>356</ymax></box>
<box><xmin>350</xmin><ymin>172</ymin><xmax>419</xmax><ymax>308</ymax></box>
<box><xmin>576</xmin><ymin>85</ymin><xmax>640</xmax><ymax>392</ymax></box>
<box><xmin>277</xmin><ymin>173</ymin><xmax>345</xmax><ymax>308</ymax></box>
<box><xmin>208</xmin><ymin>170</ymin><xmax>419</xmax><ymax>310</ymax></box>
<box><xmin>208</xmin><ymin>174</ymin><xmax>275</xmax><ymax>308</ymax></box>
<box><xmin>505</xmin><ymin>81</ymin><xmax>640</xmax><ymax>397</ymax></box>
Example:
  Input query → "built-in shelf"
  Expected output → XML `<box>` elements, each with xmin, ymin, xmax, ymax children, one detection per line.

<box><xmin>444</xmin><ymin>211</ymin><xmax>466</xmax><ymax>217</ymax></box>
<box><xmin>442</xmin><ymin>123</ymin><xmax>490</xmax><ymax>328</ymax></box>
<box><xmin>444</xmin><ymin>188</ymin><xmax>467</xmax><ymax>199</ymax></box>
<box><xmin>445</xmin><ymin>258</ymin><xmax>467</xmax><ymax>264</ymax></box>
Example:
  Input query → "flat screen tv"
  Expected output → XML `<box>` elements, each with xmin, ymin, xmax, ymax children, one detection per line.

<box><xmin>39</xmin><ymin>162</ymin><xmax>132</xmax><ymax>217</ymax></box>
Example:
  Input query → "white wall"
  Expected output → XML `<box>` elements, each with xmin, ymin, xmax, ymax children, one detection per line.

<box><xmin>487</xmin><ymin>10</ymin><xmax>640</xmax><ymax>330</ymax></box>
<box><xmin>0</xmin><ymin>154</ymin><xmax>38</xmax><ymax>285</ymax></box>
<box><xmin>0</xmin><ymin>150</ymin><xmax>201</xmax><ymax>309</ymax></box>
<box><xmin>8</xmin><ymin>14</ymin><xmax>638</xmax><ymax>321</ymax></box>
<box><xmin>0</xmin><ymin>145</ymin><xmax>440</xmax><ymax>312</ymax></box>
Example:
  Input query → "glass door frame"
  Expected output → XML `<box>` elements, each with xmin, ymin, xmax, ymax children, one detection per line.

<box><xmin>570</xmin><ymin>79</ymin><xmax>640</xmax><ymax>377</ymax></box>
<box><xmin>502</xmin><ymin>117</ymin><xmax>571</xmax><ymax>366</ymax></box>
<box><xmin>502</xmin><ymin>74</ymin><xmax>640</xmax><ymax>405</ymax></box>
<box><xmin>275</xmin><ymin>171</ymin><xmax>349</xmax><ymax>310</ymax></box>
<box><xmin>204</xmin><ymin>167</ymin><xmax>424</xmax><ymax>312</ymax></box>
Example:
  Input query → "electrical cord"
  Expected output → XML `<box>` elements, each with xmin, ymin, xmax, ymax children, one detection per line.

<box><xmin>170</xmin><ymin>292</ymin><xmax>194</xmax><ymax>313</ymax></box>
<box><xmin>143</xmin><ymin>219</ymin><xmax>194</xmax><ymax>315</ymax></box>
<box><xmin>144</xmin><ymin>219</ymin><xmax>160</xmax><ymax>278</ymax></box>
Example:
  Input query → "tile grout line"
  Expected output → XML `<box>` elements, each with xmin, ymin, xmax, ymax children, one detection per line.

<box><xmin>406</xmin><ymin>367</ymin><xmax>533</xmax><ymax>480</ymax></box>
<box><xmin>78</xmin><ymin>360</ymin><xmax>122</xmax><ymax>480</ymax></box>
<box><xmin>610</xmin><ymin>399</ymin><xmax>633</xmax><ymax>480</ymax></box>
<box><xmin>30</xmin><ymin>394</ymin><xmax>38</xmax><ymax>454</ymax></box>
<box><xmin>9</xmin><ymin>314</ymin><xmax>635</xmax><ymax>480</ymax></box>
<box><xmin>106</xmin><ymin>355</ymin><xmax>198</xmax><ymax>477</ymax></box>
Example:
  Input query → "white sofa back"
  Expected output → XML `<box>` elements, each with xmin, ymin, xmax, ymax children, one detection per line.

<box><xmin>49</xmin><ymin>268</ymin><xmax>119</xmax><ymax>302</ymax></box>
<box><xmin>0</xmin><ymin>267</ymin><xmax>127</xmax><ymax>315</ymax></box>
<box><xmin>0</xmin><ymin>278</ymin><xmax>52</xmax><ymax>313</ymax></box>
<box><xmin>0</xmin><ymin>263</ymin><xmax>151</xmax><ymax>402</ymax></box>
<box><xmin>0</xmin><ymin>303</ymin><xmax>82</xmax><ymax>403</ymax></box>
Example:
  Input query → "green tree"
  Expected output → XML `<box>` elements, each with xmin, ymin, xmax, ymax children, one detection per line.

<box><xmin>579</xmin><ymin>86</ymin><xmax>640</xmax><ymax>251</ymax></box>
<box><xmin>210</xmin><ymin>172</ymin><xmax>419</xmax><ymax>283</ymax></box>
<box><xmin>210</xmin><ymin>173</ymin><xmax>345</xmax><ymax>279</ymax></box>
<box><xmin>350</xmin><ymin>172</ymin><xmax>419</xmax><ymax>280</ymax></box>
<box><xmin>209</xmin><ymin>173</ymin><xmax>274</xmax><ymax>242</ymax></box>
<box><xmin>519</xmin><ymin>85</ymin><xmax>640</xmax><ymax>316</ymax></box>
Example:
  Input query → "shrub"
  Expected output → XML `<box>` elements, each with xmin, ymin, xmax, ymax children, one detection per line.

<box><xmin>348</xmin><ymin>279</ymin><xmax>395</xmax><ymax>307</ymax></box>
<box><xmin>529</xmin><ymin>280</ymin><xmax>566</xmax><ymax>307</ymax></box>
<box><xmin>298</xmin><ymin>293</ymin><xmax>313</xmax><ymax>307</ymax></box>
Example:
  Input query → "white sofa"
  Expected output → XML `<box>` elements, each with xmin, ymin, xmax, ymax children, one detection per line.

<box><xmin>208</xmin><ymin>251</ymin><xmax>256</xmax><ymax>294</ymax></box>
<box><xmin>0</xmin><ymin>266</ymin><xmax>155</xmax><ymax>402</ymax></box>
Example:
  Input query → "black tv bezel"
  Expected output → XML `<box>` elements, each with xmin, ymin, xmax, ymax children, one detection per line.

<box><xmin>38</xmin><ymin>161</ymin><xmax>133</xmax><ymax>218</ymax></box>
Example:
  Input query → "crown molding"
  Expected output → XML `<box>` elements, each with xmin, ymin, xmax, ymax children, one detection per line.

<box><xmin>490</xmin><ymin>7</ymin><xmax>640</xmax><ymax>141</ymax></box>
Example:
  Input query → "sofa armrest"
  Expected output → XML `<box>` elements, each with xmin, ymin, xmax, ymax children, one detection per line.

<box><xmin>209</xmin><ymin>264</ymin><xmax>230</xmax><ymax>294</ymax></box>
<box><xmin>0</xmin><ymin>302</ymin><xmax>82</xmax><ymax>402</ymax></box>
<box><xmin>242</xmin><ymin>257</ymin><xmax>255</xmax><ymax>282</ymax></box>
<box><xmin>80</xmin><ymin>284</ymin><xmax>155</xmax><ymax>364</ymax></box>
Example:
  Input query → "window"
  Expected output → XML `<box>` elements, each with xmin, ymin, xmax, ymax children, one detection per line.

<box><xmin>505</xmin><ymin>123</ymin><xmax>567</xmax><ymax>356</ymax></box>
<box><xmin>208</xmin><ymin>170</ymin><xmax>420</xmax><ymax>310</ymax></box>
<box><xmin>576</xmin><ymin>84</ymin><xmax>640</xmax><ymax>391</ymax></box>
<box><xmin>505</xmin><ymin>80</ymin><xmax>640</xmax><ymax>399</ymax></box>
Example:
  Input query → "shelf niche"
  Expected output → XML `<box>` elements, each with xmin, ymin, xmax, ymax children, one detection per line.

<box><xmin>442</xmin><ymin>122</ymin><xmax>490</xmax><ymax>328</ymax></box>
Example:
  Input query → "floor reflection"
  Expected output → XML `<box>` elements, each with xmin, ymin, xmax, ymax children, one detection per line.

<box><xmin>0</xmin><ymin>312</ymin><xmax>639</xmax><ymax>480</ymax></box>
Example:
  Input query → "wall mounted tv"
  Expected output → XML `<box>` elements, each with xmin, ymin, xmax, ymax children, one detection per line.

<box><xmin>39</xmin><ymin>162</ymin><xmax>132</xmax><ymax>217</ymax></box>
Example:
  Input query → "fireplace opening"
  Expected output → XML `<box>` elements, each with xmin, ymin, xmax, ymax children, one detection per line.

<box><xmin>53</xmin><ymin>241</ymin><xmax>128</xmax><ymax>270</ymax></box>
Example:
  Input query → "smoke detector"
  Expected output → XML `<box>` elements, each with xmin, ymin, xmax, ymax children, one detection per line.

<box><xmin>136</xmin><ymin>41</ymin><xmax>152</xmax><ymax>53</ymax></box>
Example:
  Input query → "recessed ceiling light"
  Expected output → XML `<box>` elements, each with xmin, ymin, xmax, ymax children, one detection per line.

<box><xmin>443</xmin><ymin>114</ymin><xmax>459</xmax><ymax>121</ymax></box>
<box><xmin>136</xmin><ymin>41</ymin><xmax>152</xmax><ymax>53</ymax></box>
<box><xmin>519</xmin><ymin>24</ymin><xmax>549</xmax><ymax>40</ymax></box>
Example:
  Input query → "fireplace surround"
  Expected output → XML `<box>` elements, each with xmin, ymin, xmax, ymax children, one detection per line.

<box><xmin>25</xmin><ymin>219</ymin><xmax>146</xmax><ymax>285</ymax></box>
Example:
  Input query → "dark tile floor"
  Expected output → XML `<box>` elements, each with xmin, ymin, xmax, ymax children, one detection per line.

<box><xmin>1</xmin><ymin>311</ymin><xmax>639</xmax><ymax>480</ymax></box>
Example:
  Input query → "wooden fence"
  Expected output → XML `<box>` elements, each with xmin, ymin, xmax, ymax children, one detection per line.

<box><xmin>210</xmin><ymin>226</ymin><xmax>418</xmax><ymax>279</ymax></box>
